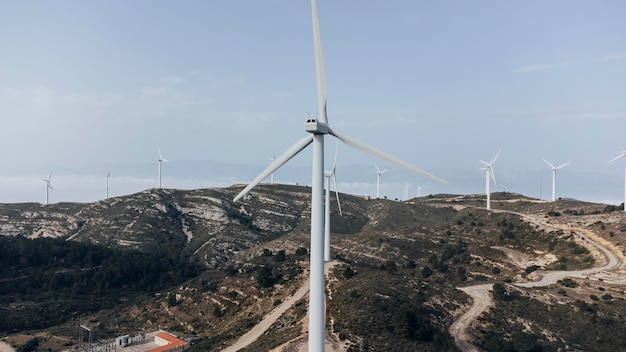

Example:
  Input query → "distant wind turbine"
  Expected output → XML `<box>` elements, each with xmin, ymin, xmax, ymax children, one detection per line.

<box><xmin>543</xmin><ymin>159</ymin><xmax>570</xmax><ymax>202</ymax></box>
<box><xmin>157</xmin><ymin>148</ymin><xmax>168</xmax><ymax>189</ymax></box>
<box><xmin>324</xmin><ymin>143</ymin><xmax>342</xmax><ymax>262</ymax></box>
<box><xmin>232</xmin><ymin>1</ymin><xmax>447</xmax><ymax>349</ymax></box>
<box><xmin>417</xmin><ymin>185</ymin><xmax>423</xmax><ymax>198</ymax></box>
<box><xmin>608</xmin><ymin>150</ymin><xmax>626</xmax><ymax>211</ymax></box>
<box><xmin>43</xmin><ymin>173</ymin><xmax>54</xmax><ymax>205</ymax></box>
<box><xmin>403</xmin><ymin>182</ymin><xmax>410</xmax><ymax>201</ymax></box>
<box><xmin>106</xmin><ymin>171</ymin><xmax>110</xmax><ymax>199</ymax></box>
<box><xmin>270</xmin><ymin>156</ymin><xmax>276</xmax><ymax>184</ymax></box>
<box><xmin>479</xmin><ymin>150</ymin><xmax>500</xmax><ymax>210</ymax></box>
<box><xmin>375</xmin><ymin>164</ymin><xmax>387</xmax><ymax>198</ymax></box>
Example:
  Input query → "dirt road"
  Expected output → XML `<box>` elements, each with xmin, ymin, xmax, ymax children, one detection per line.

<box><xmin>448</xmin><ymin>284</ymin><xmax>493</xmax><ymax>352</ymax></box>
<box><xmin>449</xmin><ymin>210</ymin><xmax>623</xmax><ymax>351</ymax></box>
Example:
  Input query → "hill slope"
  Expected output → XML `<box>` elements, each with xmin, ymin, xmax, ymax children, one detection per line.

<box><xmin>2</xmin><ymin>187</ymin><xmax>626</xmax><ymax>351</ymax></box>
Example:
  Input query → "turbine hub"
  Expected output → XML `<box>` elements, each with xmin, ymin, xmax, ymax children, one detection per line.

<box><xmin>305</xmin><ymin>119</ymin><xmax>329</xmax><ymax>134</ymax></box>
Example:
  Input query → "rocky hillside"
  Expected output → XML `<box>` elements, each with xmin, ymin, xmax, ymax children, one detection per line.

<box><xmin>0</xmin><ymin>185</ymin><xmax>312</xmax><ymax>268</ymax></box>
<box><xmin>2</xmin><ymin>186</ymin><xmax>626</xmax><ymax>351</ymax></box>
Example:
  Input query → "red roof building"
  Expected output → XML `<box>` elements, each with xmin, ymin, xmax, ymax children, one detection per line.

<box><xmin>145</xmin><ymin>331</ymin><xmax>189</xmax><ymax>352</ymax></box>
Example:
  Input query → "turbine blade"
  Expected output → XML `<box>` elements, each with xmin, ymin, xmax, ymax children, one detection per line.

<box><xmin>381</xmin><ymin>169</ymin><xmax>388</xmax><ymax>174</ymax></box>
<box><xmin>375</xmin><ymin>164</ymin><xmax>381</xmax><ymax>173</ymax></box>
<box><xmin>491</xmin><ymin>149</ymin><xmax>501</xmax><ymax>164</ymax></box>
<box><xmin>608</xmin><ymin>152</ymin><xmax>625</xmax><ymax>164</ymax></box>
<box><xmin>158</xmin><ymin>148</ymin><xmax>162</xmax><ymax>160</ymax></box>
<box><xmin>556</xmin><ymin>162</ymin><xmax>571</xmax><ymax>169</ymax></box>
<box><xmin>329</xmin><ymin>127</ymin><xmax>448</xmax><ymax>185</ymax></box>
<box><xmin>478</xmin><ymin>160</ymin><xmax>489</xmax><ymax>165</ymax></box>
<box><xmin>332</xmin><ymin>141</ymin><xmax>339</xmax><ymax>173</ymax></box>
<box><xmin>490</xmin><ymin>168</ymin><xmax>497</xmax><ymax>187</ymax></box>
<box><xmin>233</xmin><ymin>135</ymin><xmax>314</xmax><ymax>202</ymax></box>
<box><xmin>332</xmin><ymin>174</ymin><xmax>342</xmax><ymax>216</ymax></box>
<box><xmin>311</xmin><ymin>0</ymin><xmax>328</xmax><ymax>124</ymax></box>
<box><xmin>543</xmin><ymin>159</ymin><xmax>556</xmax><ymax>169</ymax></box>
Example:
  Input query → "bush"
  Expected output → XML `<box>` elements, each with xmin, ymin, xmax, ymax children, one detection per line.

<box><xmin>17</xmin><ymin>338</ymin><xmax>39</xmax><ymax>352</ymax></box>
<box><xmin>525</xmin><ymin>265</ymin><xmax>540</xmax><ymax>274</ymax></box>
<box><xmin>559</xmin><ymin>278</ymin><xmax>578</xmax><ymax>288</ymax></box>
<box><xmin>274</xmin><ymin>250</ymin><xmax>286</xmax><ymax>262</ymax></box>
<box><xmin>602</xmin><ymin>294</ymin><xmax>613</xmax><ymax>300</ymax></box>
<box><xmin>257</xmin><ymin>266</ymin><xmax>275</xmax><ymax>288</ymax></box>
<box><xmin>421</xmin><ymin>266</ymin><xmax>433</xmax><ymax>278</ymax></box>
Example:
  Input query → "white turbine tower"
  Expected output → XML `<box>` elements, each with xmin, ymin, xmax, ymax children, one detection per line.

<box><xmin>403</xmin><ymin>182</ymin><xmax>410</xmax><ymax>201</ymax></box>
<box><xmin>43</xmin><ymin>173</ymin><xmax>54</xmax><ymax>205</ymax></box>
<box><xmin>479</xmin><ymin>150</ymin><xmax>500</xmax><ymax>210</ymax></box>
<box><xmin>608</xmin><ymin>150</ymin><xmax>626</xmax><ymax>211</ymax></box>
<box><xmin>543</xmin><ymin>159</ymin><xmax>570</xmax><ymax>202</ymax></box>
<box><xmin>375</xmin><ymin>164</ymin><xmax>387</xmax><ymax>198</ymax></box>
<box><xmin>270</xmin><ymin>156</ymin><xmax>276</xmax><ymax>184</ymax></box>
<box><xmin>232</xmin><ymin>1</ymin><xmax>448</xmax><ymax>350</ymax></box>
<box><xmin>324</xmin><ymin>143</ymin><xmax>342</xmax><ymax>262</ymax></box>
<box><xmin>416</xmin><ymin>185</ymin><xmax>424</xmax><ymax>198</ymax></box>
<box><xmin>157</xmin><ymin>148</ymin><xmax>168</xmax><ymax>189</ymax></box>
<box><xmin>106</xmin><ymin>171</ymin><xmax>110</xmax><ymax>199</ymax></box>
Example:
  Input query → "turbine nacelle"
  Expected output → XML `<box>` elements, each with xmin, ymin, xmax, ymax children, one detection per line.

<box><xmin>305</xmin><ymin>119</ymin><xmax>329</xmax><ymax>134</ymax></box>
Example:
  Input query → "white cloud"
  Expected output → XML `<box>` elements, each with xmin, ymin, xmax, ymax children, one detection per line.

<box><xmin>511</xmin><ymin>64</ymin><xmax>554</xmax><ymax>74</ymax></box>
<box><xmin>603</xmin><ymin>53</ymin><xmax>626</xmax><ymax>61</ymax></box>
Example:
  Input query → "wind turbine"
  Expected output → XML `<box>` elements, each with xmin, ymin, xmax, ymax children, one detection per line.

<box><xmin>43</xmin><ymin>173</ymin><xmax>54</xmax><ymax>205</ymax></box>
<box><xmin>324</xmin><ymin>143</ymin><xmax>342</xmax><ymax>262</ymax></box>
<box><xmin>608</xmin><ymin>150</ymin><xmax>626</xmax><ymax>211</ymax></box>
<box><xmin>479</xmin><ymin>150</ymin><xmax>500</xmax><ymax>210</ymax></box>
<box><xmin>157</xmin><ymin>148</ymin><xmax>168</xmax><ymax>189</ymax></box>
<box><xmin>375</xmin><ymin>164</ymin><xmax>387</xmax><ymax>198</ymax></box>
<box><xmin>270</xmin><ymin>156</ymin><xmax>276</xmax><ymax>184</ymax></box>
<box><xmin>543</xmin><ymin>159</ymin><xmax>570</xmax><ymax>202</ymax></box>
<box><xmin>106</xmin><ymin>171</ymin><xmax>110</xmax><ymax>199</ymax></box>
<box><xmin>403</xmin><ymin>182</ymin><xmax>410</xmax><ymax>201</ymax></box>
<box><xmin>232</xmin><ymin>1</ymin><xmax>447</xmax><ymax>350</ymax></box>
<box><xmin>416</xmin><ymin>185</ymin><xmax>423</xmax><ymax>198</ymax></box>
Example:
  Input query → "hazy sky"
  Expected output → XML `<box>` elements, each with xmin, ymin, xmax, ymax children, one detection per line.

<box><xmin>1</xmin><ymin>1</ymin><xmax>625</xmax><ymax>204</ymax></box>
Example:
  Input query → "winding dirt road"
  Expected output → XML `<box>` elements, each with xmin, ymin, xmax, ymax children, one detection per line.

<box><xmin>449</xmin><ymin>210</ymin><xmax>623</xmax><ymax>351</ymax></box>
<box><xmin>448</xmin><ymin>284</ymin><xmax>493</xmax><ymax>352</ymax></box>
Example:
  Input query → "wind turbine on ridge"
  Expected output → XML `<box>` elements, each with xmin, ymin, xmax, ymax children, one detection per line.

<box><xmin>417</xmin><ymin>185</ymin><xmax>423</xmax><ymax>198</ymax></box>
<box><xmin>43</xmin><ymin>173</ymin><xmax>54</xmax><ymax>205</ymax></box>
<box><xmin>543</xmin><ymin>159</ymin><xmax>570</xmax><ymax>202</ymax></box>
<box><xmin>232</xmin><ymin>1</ymin><xmax>448</xmax><ymax>350</ymax></box>
<box><xmin>324</xmin><ymin>142</ymin><xmax>342</xmax><ymax>262</ymax></box>
<box><xmin>375</xmin><ymin>164</ymin><xmax>387</xmax><ymax>198</ymax></box>
<box><xmin>479</xmin><ymin>150</ymin><xmax>500</xmax><ymax>210</ymax></box>
<box><xmin>106</xmin><ymin>171</ymin><xmax>110</xmax><ymax>199</ymax></box>
<box><xmin>403</xmin><ymin>182</ymin><xmax>411</xmax><ymax>201</ymax></box>
<box><xmin>608</xmin><ymin>150</ymin><xmax>626</xmax><ymax>211</ymax></box>
<box><xmin>270</xmin><ymin>156</ymin><xmax>276</xmax><ymax>184</ymax></box>
<box><xmin>157</xmin><ymin>148</ymin><xmax>168</xmax><ymax>189</ymax></box>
